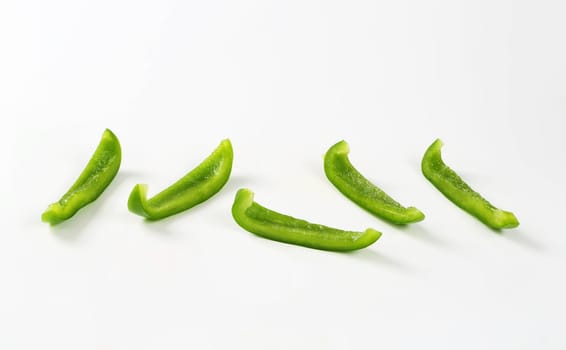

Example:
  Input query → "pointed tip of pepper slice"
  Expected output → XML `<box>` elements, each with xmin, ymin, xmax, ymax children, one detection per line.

<box><xmin>404</xmin><ymin>206</ymin><xmax>426</xmax><ymax>223</ymax></box>
<box><xmin>101</xmin><ymin>128</ymin><xmax>121</xmax><ymax>149</ymax></box>
<box><xmin>235</xmin><ymin>187</ymin><xmax>254</xmax><ymax>202</ymax></box>
<box><xmin>232</xmin><ymin>188</ymin><xmax>255</xmax><ymax>219</ymax></box>
<box><xmin>330</xmin><ymin>140</ymin><xmax>350</xmax><ymax>155</ymax></box>
<box><xmin>220</xmin><ymin>138</ymin><xmax>232</xmax><ymax>147</ymax></box>
<box><xmin>361</xmin><ymin>228</ymin><xmax>382</xmax><ymax>245</ymax></box>
<box><xmin>41</xmin><ymin>204</ymin><xmax>65</xmax><ymax>225</ymax></box>
<box><xmin>103</xmin><ymin>128</ymin><xmax>117</xmax><ymax>138</ymax></box>
<box><xmin>421</xmin><ymin>138</ymin><xmax>445</xmax><ymax>173</ymax></box>
<box><xmin>492</xmin><ymin>210</ymin><xmax>520</xmax><ymax>229</ymax></box>
<box><xmin>127</xmin><ymin>184</ymin><xmax>151</xmax><ymax>219</ymax></box>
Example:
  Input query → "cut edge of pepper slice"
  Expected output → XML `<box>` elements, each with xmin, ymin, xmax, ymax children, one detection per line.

<box><xmin>324</xmin><ymin>140</ymin><xmax>425</xmax><ymax>225</ymax></box>
<box><xmin>42</xmin><ymin>128</ymin><xmax>122</xmax><ymax>225</ymax></box>
<box><xmin>128</xmin><ymin>138</ymin><xmax>233</xmax><ymax>220</ymax></box>
<box><xmin>232</xmin><ymin>188</ymin><xmax>382</xmax><ymax>252</ymax></box>
<box><xmin>422</xmin><ymin>138</ymin><xmax>519</xmax><ymax>230</ymax></box>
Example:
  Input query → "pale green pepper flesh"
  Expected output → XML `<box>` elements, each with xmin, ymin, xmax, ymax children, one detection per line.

<box><xmin>421</xmin><ymin>139</ymin><xmax>519</xmax><ymax>230</ymax></box>
<box><xmin>324</xmin><ymin>140</ymin><xmax>424</xmax><ymax>224</ymax></box>
<box><xmin>232</xmin><ymin>188</ymin><xmax>381</xmax><ymax>251</ymax></box>
<box><xmin>128</xmin><ymin>139</ymin><xmax>233</xmax><ymax>220</ymax></box>
<box><xmin>42</xmin><ymin>129</ymin><xmax>122</xmax><ymax>225</ymax></box>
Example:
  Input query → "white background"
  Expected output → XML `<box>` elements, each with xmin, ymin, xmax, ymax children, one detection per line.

<box><xmin>1</xmin><ymin>0</ymin><xmax>565</xmax><ymax>349</ymax></box>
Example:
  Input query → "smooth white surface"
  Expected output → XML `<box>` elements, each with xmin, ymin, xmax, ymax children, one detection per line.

<box><xmin>1</xmin><ymin>0</ymin><xmax>565</xmax><ymax>349</ymax></box>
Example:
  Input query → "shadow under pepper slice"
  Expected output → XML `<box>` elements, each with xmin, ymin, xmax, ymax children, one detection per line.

<box><xmin>232</xmin><ymin>188</ymin><xmax>381</xmax><ymax>251</ymax></box>
<box><xmin>421</xmin><ymin>138</ymin><xmax>519</xmax><ymax>230</ymax></box>
<box><xmin>128</xmin><ymin>139</ymin><xmax>233</xmax><ymax>220</ymax></box>
<box><xmin>42</xmin><ymin>128</ymin><xmax>122</xmax><ymax>225</ymax></box>
<box><xmin>324</xmin><ymin>140</ymin><xmax>424</xmax><ymax>224</ymax></box>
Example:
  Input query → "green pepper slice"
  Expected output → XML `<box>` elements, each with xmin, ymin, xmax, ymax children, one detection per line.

<box><xmin>42</xmin><ymin>129</ymin><xmax>122</xmax><ymax>225</ymax></box>
<box><xmin>324</xmin><ymin>140</ymin><xmax>425</xmax><ymax>224</ymax></box>
<box><xmin>232</xmin><ymin>188</ymin><xmax>381</xmax><ymax>251</ymax></box>
<box><xmin>128</xmin><ymin>139</ymin><xmax>233</xmax><ymax>220</ymax></box>
<box><xmin>421</xmin><ymin>139</ymin><xmax>519</xmax><ymax>229</ymax></box>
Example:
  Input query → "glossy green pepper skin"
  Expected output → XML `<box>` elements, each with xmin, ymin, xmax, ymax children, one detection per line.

<box><xmin>128</xmin><ymin>139</ymin><xmax>233</xmax><ymax>220</ymax></box>
<box><xmin>42</xmin><ymin>129</ymin><xmax>122</xmax><ymax>225</ymax></box>
<box><xmin>232</xmin><ymin>188</ymin><xmax>381</xmax><ymax>251</ymax></box>
<box><xmin>421</xmin><ymin>139</ymin><xmax>519</xmax><ymax>230</ymax></box>
<box><xmin>324</xmin><ymin>140</ymin><xmax>424</xmax><ymax>224</ymax></box>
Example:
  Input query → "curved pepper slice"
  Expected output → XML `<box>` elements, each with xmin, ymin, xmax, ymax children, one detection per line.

<box><xmin>324</xmin><ymin>140</ymin><xmax>425</xmax><ymax>224</ymax></box>
<box><xmin>232</xmin><ymin>188</ymin><xmax>381</xmax><ymax>251</ymax></box>
<box><xmin>42</xmin><ymin>129</ymin><xmax>122</xmax><ymax>225</ymax></box>
<box><xmin>128</xmin><ymin>139</ymin><xmax>233</xmax><ymax>220</ymax></box>
<box><xmin>421</xmin><ymin>139</ymin><xmax>519</xmax><ymax>229</ymax></box>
